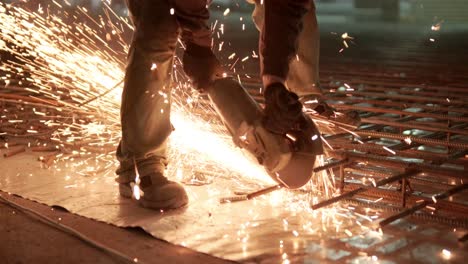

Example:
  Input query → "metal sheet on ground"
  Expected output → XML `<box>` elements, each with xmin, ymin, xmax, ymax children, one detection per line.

<box><xmin>0</xmin><ymin>152</ymin><xmax>367</xmax><ymax>262</ymax></box>
<box><xmin>1</xmin><ymin>153</ymin><xmax>467</xmax><ymax>263</ymax></box>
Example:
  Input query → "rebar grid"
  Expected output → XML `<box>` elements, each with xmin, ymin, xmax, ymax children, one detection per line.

<box><xmin>238</xmin><ymin>68</ymin><xmax>467</xmax><ymax>228</ymax></box>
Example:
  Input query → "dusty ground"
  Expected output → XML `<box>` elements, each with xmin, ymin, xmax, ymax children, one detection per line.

<box><xmin>0</xmin><ymin>191</ymin><xmax>233</xmax><ymax>264</ymax></box>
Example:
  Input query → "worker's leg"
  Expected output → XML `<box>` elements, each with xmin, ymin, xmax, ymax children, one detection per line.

<box><xmin>172</xmin><ymin>0</ymin><xmax>212</xmax><ymax>47</ymax></box>
<box><xmin>175</xmin><ymin>0</ymin><xmax>222</xmax><ymax>92</ymax></box>
<box><xmin>117</xmin><ymin>0</ymin><xmax>184</xmax><ymax>207</ymax></box>
<box><xmin>260</xmin><ymin>0</ymin><xmax>311</xmax><ymax>86</ymax></box>
<box><xmin>251</xmin><ymin>0</ymin><xmax>360</xmax><ymax>134</ymax></box>
<box><xmin>285</xmin><ymin>1</ymin><xmax>321</xmax><ymax>97</ymax></box>
<box><xmin>251</xmin><ymin>0</ymin><xmax>319</xmax><ymax>95</ymax></box>
<box><xmin>117</xmin><ymin>0</ymin><xmax>179</xmax><ymax>179</ymax></box>
<box><xmin>250</xmin><ymin>0</ymin><xmax>311</xmax><ymax>133</ymax></box>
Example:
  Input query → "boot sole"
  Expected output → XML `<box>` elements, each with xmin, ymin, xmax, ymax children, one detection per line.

<box><xmin>119</xmin><ymin>184</ymin><xmax>188</xmax><ymax>210</ymax></box>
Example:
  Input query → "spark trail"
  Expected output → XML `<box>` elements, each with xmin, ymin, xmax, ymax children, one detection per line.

<box><xmin>0</xmin><ymin>1</ymin><xmax>382</xmax><ymax>240</ymax></box>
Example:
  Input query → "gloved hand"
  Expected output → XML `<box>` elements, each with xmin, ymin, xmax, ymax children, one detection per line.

<box><xmin>262</xmin><ymin>82</ymin><xmax>304</xmax><ymax>134</ymax></box>
<box><xmin>183</xmin><ymin>42</ymin><xmax>222</xmax><ymax>92</ymax></box>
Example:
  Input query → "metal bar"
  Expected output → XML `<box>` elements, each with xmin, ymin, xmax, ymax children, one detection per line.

<box><xmin>401</xmin><ymin>178</ymin><xmax>407</xmax><ymax>208</ymax></box>
<box><xmin>379</xmin><ymin>183</ymin><xmax>468</xmax><ymax>227</ymax></box>
<box><xmin>344</xmin><ymin>85</ymin><xmax>468</xmax><ymax>100</ymax></box>
<box><xmin>329</xmin><ymin>141</ymin><xmax>468</xmax><ymax>168</ymax></box>
<box><xmin>334</xmin><ymin>104</ymin><xmax>468</xmax><ymax>123</ymax></box>
<box><xmin>339</xmin><ymin>165</ymin><xmax>345</xmax><ymax>194</ymax></box>
<box><xmin>360</xmin><ymin>118</ymin><xmax>468</xmax><ymax>136</ymax></box>
<box><xmin>342</xmin><ymin>183</ymin><xmax>468</xmax><ymax>216</ymax></box>
<box><xmin>312</xmin><ymin>158</ymin><xmax>350</xmax><ymax>173</ymax></box>
<box><xmin>311</xmin><ymin>170</ymin><xmax>418</xmax><ymax>210</ymax></box>
<box><xmin>330</xmin><ymin>152</ymin><xmax>466</xmax><ymax>179</ymax></box>
<box><xmin>325</xmin><ymin>79</ymin><xmax>468</xmax><ymax>94</ymax></box>
<box><xmin>332</xmin><ymin>90</ymin><xmax>467</xmax><ymax>106</ymax></box>
<box><xmin>355</xmin><ymin>130</ymin><xmax>468</xmax><ymax>149</ymax></box>
<box><xmin>3</xmin><ymin>146</ymin><xmax>26</xmax><ymax>158</ymax></box>
<box><xmin>245</xmin><ymin>84</ymin><xmax>468</xmax><ymax>111</ymax></box>
<box><xmin>219</xmin><ymin>184</ymin><xmax>283</xmax><ymax>204</ymax></box>
<box><xmin>390</xmin><ymin>123</ymin><xmax>467</xmax><ymax>151</ymax></box>
<box><xmin>358</xmin><ymin>114</ymin><xmax>426</xmax><ymax>135</ymax></box>
<box><xmin>246</xmin><ymin>184</ymin><xmax>283</xmax><ymax>200</ymax></box>
<box><xmin>345</xmin><ymin>199</ymin><xmax>468</xmax><ymax>229</ymax></box>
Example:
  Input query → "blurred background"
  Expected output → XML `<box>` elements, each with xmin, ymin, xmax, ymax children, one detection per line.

<box><xmin>2</xmin><ymin>0</ymin><xmax>468</xmax><ymax>78</ymax></box>
<box><xmin>5</xmin><ymin>0</ymin><xmax>467</xmax><ymax>24</ymax></box>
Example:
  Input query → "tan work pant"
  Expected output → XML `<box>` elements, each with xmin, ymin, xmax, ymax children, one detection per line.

<box><xmin>251</xmin><ymin>0</ymin><xmax>321</xmax><ymax>96</ymax></box>
<box><xmin>116</xmin><ymin>0</ymin><xmax>212</xmax><ymax>178</ymax></box>
<box><xmin>117</xmin><ymin>0</ymin><xmax>321</xmax><ymax>178</ymax></box>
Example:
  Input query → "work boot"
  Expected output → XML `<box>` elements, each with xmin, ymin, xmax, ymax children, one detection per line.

<box><xmin>116</xmin><ymin>167</ymin><xmax>188</xmax><ymax>210</ymax></box>
<box><xmin>300</xmin><ymin>95</ymin><xmax>361</xmax><ymax>135</ymax></box>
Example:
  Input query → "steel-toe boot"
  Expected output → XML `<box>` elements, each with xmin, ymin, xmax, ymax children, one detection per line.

<box><xmin>116</xmin><ymin>160</ymin><xmax>188</xmax><ymax>210</ymax></box>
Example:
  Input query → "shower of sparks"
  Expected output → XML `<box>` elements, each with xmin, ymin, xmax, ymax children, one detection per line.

<box><xmin>0</xmin><ymin>0</ymin><xmax>278</xmax><ymax>186</ymax></box>
<box><xmin>341</xmin><ymin>32</ymin><xmax>354</xmax><ymax>50</ymax></box>
<box><xmin>132</xmin><ymin>157</ymin><xmax>142</xmax><ymax>200</ymax></box>
<box><xmin>382</xmin><ymin>146</ymin><xmax>396</xmax><ymax>155</ymax></box>
<box><xmin>0</xmin><ymin>0</ymin><xmax>383</xmax><ymax>249</ymax></box>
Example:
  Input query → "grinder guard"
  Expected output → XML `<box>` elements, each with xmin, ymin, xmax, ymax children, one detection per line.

<box><xmin>207</xmin><ymin>78</ymin><xmax>323</xmax><ymax>189</ymax></box>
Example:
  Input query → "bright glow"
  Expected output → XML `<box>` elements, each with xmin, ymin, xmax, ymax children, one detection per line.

<box><xmin>382</xmin><ymin>146</ymin><xmax>396</xmax><ymax>155</ymax></box>
<box><xmin>431</xmin><ymin>21</ymin><xmax>442</xmax><ymax>31</ymax></box>
<box><xmin>404</xmin><ymin>137</ymin><xmax>412</xmax><ymax>145</ymax></box>
<box><xmin>170</xmin><ymin>110</ymin><xmax>274</xmax><ymax>184</ymax></box>
<box><xmin>441</xmin><ymin>249</ymin><xmax>451</xmax><ymax>260</ymax></box>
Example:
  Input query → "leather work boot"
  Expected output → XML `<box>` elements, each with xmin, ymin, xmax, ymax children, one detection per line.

<box><xmin>300</xmin><ymin>95</ymin><xmax>361</xmax><ymax>135</ymax></box>
<box><xmin>117</xmin><ymin>171</ymin><xmax>188</xmax><ymax>210</ymax></box>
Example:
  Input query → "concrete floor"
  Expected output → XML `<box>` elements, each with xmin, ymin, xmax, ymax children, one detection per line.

<box><xmin>0</xmin><ymin>191</ymin><xmax>231</xmax><ymax>264</ymax></box>
<box><xmin>2</xmin><ymin>190</ymin><xmax>467</xmax><ymax>263</ymax></box>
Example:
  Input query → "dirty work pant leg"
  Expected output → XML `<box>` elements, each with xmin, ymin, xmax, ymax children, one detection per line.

<box><xmin>251</xmin><ymin>0</ymin><xmax>321</xmax><ymax>96</ymax></box>
<box><xmin>117</xmin><ymin>0</ymin><xmax>211</xmax><ymax>179</ymax></box>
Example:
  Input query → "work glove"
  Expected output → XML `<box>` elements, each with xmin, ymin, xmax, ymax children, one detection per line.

<box><xmin>183</xmin><ymin>42</ymin><xmax>222</xmax><ymax>92</ymax></box>
<box><xmin>262</xmin><ymin>82</ymin><xmax>304</xmax><ymax>134</ymax></box>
